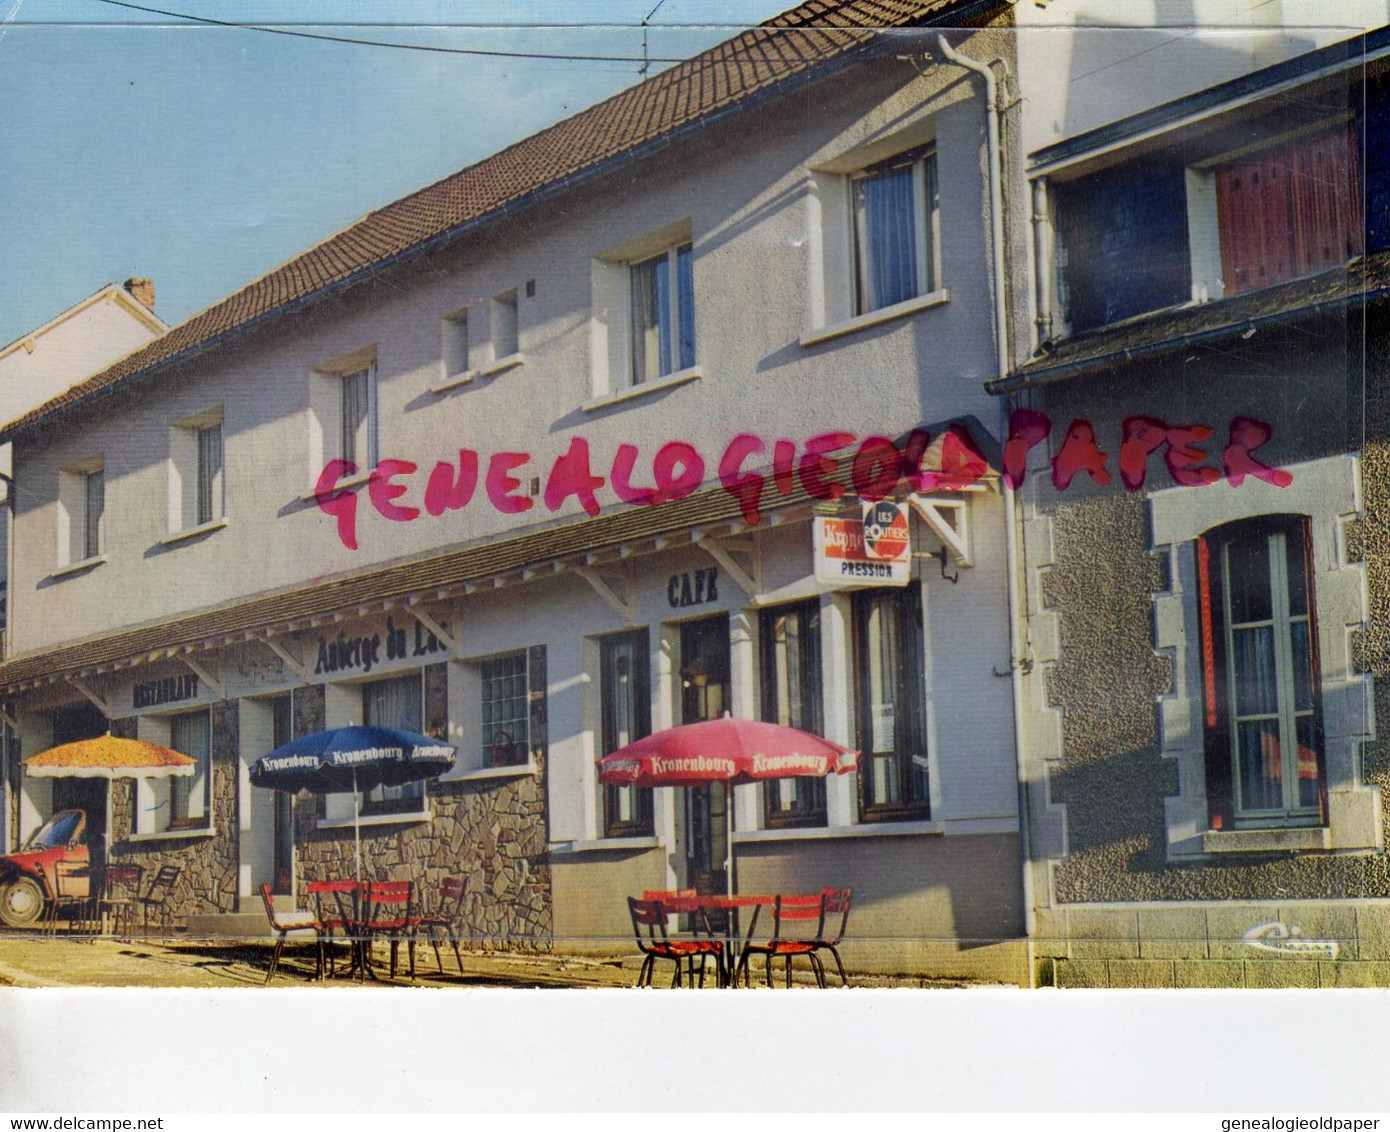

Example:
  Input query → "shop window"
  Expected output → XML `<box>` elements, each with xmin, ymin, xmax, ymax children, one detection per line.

<box><xmin>1197</xmin><ymin>515</ymin><xmax>1326</xmax><ymax>829</ymax></box>
<box><xmin>600</xmin><ymin>630</ymin><xmax>652</xmax><ymax>838</ymax></box>
<box><xmin>360</xmin><ymin>672</ymin><xmax>424</xmax><ymax>816</ymax></box>
<box><xmin>1213</xmin><ymin>123</ymin><xmax>1362</xmax><ymax>296</ymax></box>
<box><xmin>168</xmin><ymin>710</ymin><xmax>211</xmax><ymax>831</ymax></box>
<box><xmin>851</xmin><ymin>145</ymin><xmax>939</xmax><ymax>315</ymax></box>
<box><xmin>628</xmin><ymin>243</ymin><xmax>694</xmax><ymax>386</ymax></box>
<box><xmin>853</xmin><ymin>587</ymin><xmax>928</xmax><ymax>822</ymax></box>
<box><xmin>759</xmin><ymin>600</ymin><xmax>826</xmax><ymax>828</ymax></box>
<box><xmin>482</xmin><ymin>651</ymin><xmax>529</xmax><ymax>768</ymax></box>
<box><xmin>57</xmin><ymin>457</ymin><xmax>105</xmax><ymax>568</ymax></box>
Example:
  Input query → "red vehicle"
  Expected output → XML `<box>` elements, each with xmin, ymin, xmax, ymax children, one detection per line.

<box><xmin>0</xmin><ymin>809</ymin><xmax>89</xmax><ymax>928</ymax></box>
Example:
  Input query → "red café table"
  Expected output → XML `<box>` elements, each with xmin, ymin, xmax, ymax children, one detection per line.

<box><xmin>651</xmin><ymin>891</ymin><xmax>776</xmax><ymax>987</ymax></box>
<box><xmin>307</xmin><ymin>879</ymin><xmax>375</xmax><ymax>981</ymax></box>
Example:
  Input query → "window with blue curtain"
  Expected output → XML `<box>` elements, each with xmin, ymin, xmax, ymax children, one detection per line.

<box><xmin>853</xmin><ymin>145</ymin><xmax>937</xmax><ymax>315</ymax></box>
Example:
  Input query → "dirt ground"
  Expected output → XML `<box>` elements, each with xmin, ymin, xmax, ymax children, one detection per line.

<box><xmin>0</xmin><ymin>930</ymin><xmax>988</xmax><ymax>990</ymax></box>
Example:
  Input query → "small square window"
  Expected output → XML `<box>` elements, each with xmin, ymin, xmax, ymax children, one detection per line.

<box><xmin>441</xmin><ymin>309</ymin><xmax>470</xmax><ymax>380</ymax></box>
<box><xmin>490</xmin><ymin>289</ymin><xmax>519</xmax><ymax>361</ymax></box>
<box><xmin>852</xmin><ymin>145</ymin><xmax>939</xmax><ymax>315</ymax></box>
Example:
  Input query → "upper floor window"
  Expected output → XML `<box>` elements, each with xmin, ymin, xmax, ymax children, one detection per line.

<box><xmin>629</xmin><ymin>243</ymin><xmax>694</xmax><ymax>385</ymax></box>
<box><xmin>56</xmin><ymin>458</ymin><xmax>105</xmax><ymax>568</ymax></box>
<box><xmin>853</xmin><ymin>145</ymin><xmax>939</xmax><ymax>315</ymax></box>
<box><xmin>490</xmin><ymin>289</ymin><xmax>519</xmax><ymax>361</ymax></box>
<box><xmin>340</xmin><ymin>364</ymin><xmax>377</xmax><ymax>468</ymax></box>
<box><xmin>1197</xmin><ymin>515</ymin><xmax>1325</xmax><ymax>829</ymax></box>
<box><xmin>760</xmin><ymin>601</ymin><xmax>826</xmax><ymax>828</ymax></box>
<box><xmin>1211</xmin><ymin>122</ymin><xmax>1361</xmax><ymax>296</ymax></box>
<box><xmin>168</xmin><ymin>408</ymin><xmax>224</xmax><ymax>534</ymax></box>
<box><xmin>441</xmin><ymin>307</ymin><xmax>470</xmax><ymax>383</ymax></box>
<box><xmin>854</xmin><ymin>586</ymin><xmax>928</xmax><ymax>822</ymax></box>
<box><xmin>361</xmin><ymin>671</ymin><xmax>425</xmax><ymax>816</ymax></box>
<box><xmin>482</xmin><ymin>651</ymin><xmax>529</xmax><ymax>768</ymax></box>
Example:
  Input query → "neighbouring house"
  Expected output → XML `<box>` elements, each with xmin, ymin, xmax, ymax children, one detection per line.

<box><xmin>1002</xmin><ymin>1</ymin><xmax>1390</xmax><ymax>987</ymax></box>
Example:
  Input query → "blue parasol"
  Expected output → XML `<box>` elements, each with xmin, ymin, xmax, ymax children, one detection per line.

<box><xmin>250</xmin><ymin>725</ymin><xmax>456</xmax><ymax>881</ymax></box>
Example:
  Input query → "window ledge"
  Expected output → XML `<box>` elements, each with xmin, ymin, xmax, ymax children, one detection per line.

<box><xmin>801</xmin><ymin>288</ymin><xmax>950</xmax><ymax>348</ymax></box>
<box><xmin>158</xmin><ymin>518</ymin><xmax>227</xmax><ymax>547</ymax></box>
<box><xmin>301</xmin><ymin>470</ymin><xmax>373</xmax><ymax>504</ymax></box>
<box><xmin>439</xmin><ymin>762</ymin><xmax>538</xmax><ymax>784</ymax></box>
<box><xmin>735</xmin><ymin>820</ymin><xmax>943</xmax><ymax>843</ymax></box>
<box><xmin>49</xmin><ymin>555</ymin><xmax>107</xmax><ymax>581</ymax></box>
<box><xmin>558</xmin><ymin>836</ymin><xmax>662</xmax><ymax>854</ymax></box>
<box><xmin>317</xmin><ymin>810</ymin><xmax>431</xmax><ymax>831</ymax></box>
<box><xmin>127</xmin><ymin>826</ymin><xmax>214</xmax><ymax>843</ymax></box>
<box><xmin>430</xmin><ymin>353</ymin><xmax>524</xmax><ymax>395</ymax></box>
<box><xmin>1202</xmin><ymin>827</ymin><xmax>1331</xmax><ymax>854</ymax></box>
<box><xmin>583</xmin><ymin>366</ymin><xmax>702</xmax><ymax>413</ymax></box>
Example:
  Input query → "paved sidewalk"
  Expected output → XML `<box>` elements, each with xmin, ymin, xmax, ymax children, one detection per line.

<box><xmin>0</xmin><ymin>932</ymin><xmax>990</xmax><ymax>989</ymax></box>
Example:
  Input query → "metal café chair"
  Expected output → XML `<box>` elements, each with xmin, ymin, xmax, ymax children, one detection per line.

<box><xmin>46</xmin><ymin>860</ymin><xmax>93</xmax><ymax>938</ymax></box>
<box><xmin>259</xmin><ymin>883</ymin><xmax>326</xmax><ymax>983</ymax></box>
<box><xmin>97</xmin><ymin>863</ymin><xmax>144</xmax><ymax>939</ymax></box>
<box><xmin>363</xmin><ymin>880</ymin><xmax>416</xmax><ymax>980</ymax></box>
<box><xmin>626</xmin><ymin>896</ymin><xmax>723</xmax><ymax>988</ymax></box>
<box><xmin>135</xmin><ymin>864</ymin><xmax>181</xmax><ymax>937</ymax></box>
<box><xmin>414</xmin><ymin>876</ymin><xmax>467</xmax><ymax>976</ymax></box>
<box><xmin>733</xmin><ymin>892</ymin><xmax>827</xmax><ymax>988</ymax></box>
<box><xmin>812</xmin><ymin>887</ymin><xmax>853</xmax><ymax>987</ymax></box>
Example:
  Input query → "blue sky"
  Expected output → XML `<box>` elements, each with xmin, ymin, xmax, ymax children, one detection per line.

<box><xmin>0</xmin><ymin>0</ymin><xmax>790</xmax><ymax>348</ymax></box>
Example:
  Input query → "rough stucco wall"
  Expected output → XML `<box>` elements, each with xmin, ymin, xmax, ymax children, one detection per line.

<box><xmin>1033</xmin><ymin>322</ymin><xmax>1390</xmax><ymax>903</ymax></box>
<box><xmin>295</xmin><ymin>653</ymin><xmax>553</xmax><ymax>948</ymax></box>
<box><xmin>106</xmin><ymin>700</ymin><xmax>240</xmax><ymax>927</ymax></box>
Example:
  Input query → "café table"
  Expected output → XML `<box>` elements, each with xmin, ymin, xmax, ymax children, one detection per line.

<box><xmin>645</xmin><ymin>891</ymin><xmax>777</xmax><ymax>988</ymax></box>
<box><xmin>307</xmin><ymin>879</ymin><xmax>372</xmax><ymax>981</ymax></box>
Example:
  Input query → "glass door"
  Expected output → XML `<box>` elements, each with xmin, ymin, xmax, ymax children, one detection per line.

<box><xmin>679</xmin><ymin>615</ymin><xmax>730</xmax><ymax>902</ymax></box>
<box><xmin>271</xmin><ymin>695</ymin><xmax>294</xmax><ymax>894</ymax></box>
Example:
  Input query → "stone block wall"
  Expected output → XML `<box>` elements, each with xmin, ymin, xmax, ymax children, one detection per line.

<box><xmin>106</xmin><ymin>701</ymin><xmax>241</xmax><ymax>931</ymax></box>
<box><xmin>296</xmin><ymin>653</ymin><xmax>554</xmax><ymax>949</ymax></box>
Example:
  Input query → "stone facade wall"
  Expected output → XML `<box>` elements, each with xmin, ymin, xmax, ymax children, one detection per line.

<box><xmin>1020</xmin><ymin>319</ymin><xmax>1390</xmax><ymax>966</ymax></box>
<box><xmin>296</xmin><ymin>652</ymin><xmax>553</xmax><ymax>949</ymax></box>
<box><xmin>106</xmin><ymin>701</ymin><xmax>241</xmax><ymax>931</ymax></box>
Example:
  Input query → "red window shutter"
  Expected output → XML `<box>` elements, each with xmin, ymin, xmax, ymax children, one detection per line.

<box><xmin>1196</xmin><ymin>535</ymin><xmax>1234</xmax><ymax>830</ymax></box>
<box><xmin>1291</xmin><ymin>123</ymin><xmax>1362</xmax><ymax>277</ymax></box>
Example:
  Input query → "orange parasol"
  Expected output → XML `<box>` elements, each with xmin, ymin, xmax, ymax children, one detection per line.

<box><xmin>24</xmin><ymin>736</ymin><xmax>196</xmax><ymax>779</ymax></box>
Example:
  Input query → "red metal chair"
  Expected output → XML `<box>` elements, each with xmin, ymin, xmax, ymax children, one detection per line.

<box><xmin>97</xmin><ymin>864</ymin><xmax>143</xmax><ymax>939</ymax></box>
<box><xmin>259</xmin><ymin>883</ymin><xmax>326</xmax><ymax>984</ymax></box>
<box><xmin>733</xmin><ymin>893</ymin><xmax>827</xmax><ymax>988</ymax></box>
<box><xmin>46</xmin><ymin>860</ymin><xmax>92</xmax><ymax>938</ymax></box>
<box><xmin>414</xmin><ymin>876</ymin><xmax>467</xmax><ymax>975</ymax></box>
<box><xmin>364</xmin><ymin>880</ymin><xmax>416</xmax><ymax>980</ymax></box>
<box><xmin>627</xmin><ymin>896</ymin><xmax>723</xmax><ymax>988</ymax></box>
<box><xmin>812</xmin><ymin>887</ymin><xmax>853</xmax><ymax>987</ymax></box>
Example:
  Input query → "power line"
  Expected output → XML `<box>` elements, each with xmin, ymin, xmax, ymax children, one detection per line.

<box><xmin>89</xmin><ymin>0</ymin><xmax>692</xmax><ymax>63</ymax></box>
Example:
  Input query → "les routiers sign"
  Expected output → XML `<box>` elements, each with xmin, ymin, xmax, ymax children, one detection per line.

<box><xmin>812</xmin><ymin>501</ymin><xmax>910</xmax><ymax>587</ymax></box>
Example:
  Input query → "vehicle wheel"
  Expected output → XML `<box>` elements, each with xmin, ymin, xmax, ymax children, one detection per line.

<box><xmin>0</xmin><ymin>875</ymin><xmax>45</xmax><ymax>928</ymax></box>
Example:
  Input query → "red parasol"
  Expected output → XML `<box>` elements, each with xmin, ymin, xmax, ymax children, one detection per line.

<box><xmin>597</xmin><ymin>717</ymin><xmax>858</xmax><ymax>788</ymax></box>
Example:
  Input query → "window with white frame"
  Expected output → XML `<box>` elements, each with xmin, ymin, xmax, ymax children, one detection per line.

<box><xmin>482</xmin><ymin>651</ymin><xmax>529</xmax><ymax>768</ymax></box>
<box><xmin>340</xmin><ymin>364</ymin><xmax>377</xmax><ymax>469</ymax></box>
<box><xmin>628</xmin><ymin>243</ymin><xmax>694</xmax><ymax>386</ymax></box>
<box><xmin>760</xmin><ymin>600</ymin><xmax>826</xmax><ymax>828</ymax></box>
<box><xmin>56</xmin><ymin>458</ymin><xmax>105</xmax><ymax>568</ymax></box>
<box><xmin>360</xmin><ymin>671</ymin><xmax>425</xmax><ymax>816</ymax></box>
<box><xmin>168</xmin><ymin>408</ymin><xmax>224</xmax><ymax>534</ymax></box>
<box><xmin>1197</xmin><ymin>515</ymin><xmax>1324</xmax><ymax>829</ymax></box>
<box><xmin>601</xmin><ymin>629</ymin><xmax>652</xmax><ymax>838</ymax></box>
<box><xmin>168</xmin><ymin>710</ymin><xmax>211</xmax><ymax>831</ymax></box>
<box><xmin>853</xmin><ymin>586</ymin><xmax>928</xmax><ymax>822</ymax></box>
<box><xmin>852</xmin><ymin>145</ymin><xmax>939</xmax><ymax>315</ymax></box>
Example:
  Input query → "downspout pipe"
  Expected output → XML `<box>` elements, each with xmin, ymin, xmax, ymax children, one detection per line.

<box><xmin>936</xmin><ymin>35</ymin><xmax>1038</xmax><ymax>964</ymax></box>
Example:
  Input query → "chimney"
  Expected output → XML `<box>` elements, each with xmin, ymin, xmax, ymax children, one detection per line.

<box><xmin>123</xmin><ymin>277</ymin><xmax>155</xmax><ymax>313</ymax></box>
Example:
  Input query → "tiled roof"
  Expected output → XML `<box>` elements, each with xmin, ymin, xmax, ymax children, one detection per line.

<box><xmin>3</xmin><ymin>0</ymin><xmax>1000</xmax><ymax>444</ymax></box>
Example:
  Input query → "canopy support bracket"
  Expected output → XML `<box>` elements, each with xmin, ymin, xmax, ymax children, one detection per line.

<box><xmin>696</xmin><ymin>534</ymin><xmax>761</xmax><ymax>598</ymax></box>
<box><xmin>180</xmin><ymin>656</ymin><xmax>224</xmax><ymax>699</ymax></box>
<box><xmin>406</xmin><ymin>603</ymin><xmax>456</xmax><ymax>652</ymax></box>
<box><xmin>67</xmin><ymin>678</ymin><xmax>111</xmax><ymax>716</ymax></box>
<box><xmin>909</xmin><ymin>495</ymin><xmax>972</xmax><ymax>568</ymax></box>
<box><xmin>575</xmin><ymin>565</ymin><xmax>634</xmax><ymax>622</ymax></box>
<box><xmin>262</xmin><ymin>638</ymin><xmax>306</xmax><ymax>681</ymax></box>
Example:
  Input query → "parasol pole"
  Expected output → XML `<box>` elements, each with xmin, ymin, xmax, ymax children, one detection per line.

<box><xmin>351</xmin><ymin>765</ymin><xmax>362</xmax><ymax>886</ymax></box>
